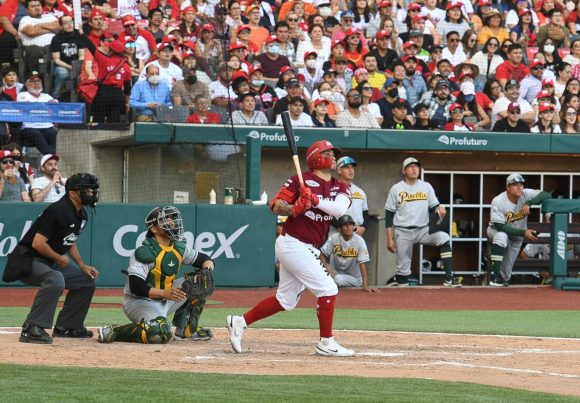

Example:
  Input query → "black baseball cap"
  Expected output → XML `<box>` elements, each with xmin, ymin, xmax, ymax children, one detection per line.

<box><xmin>337</xmin><ymin>215</ymin><xmax>355</xmax><ymax>226</ymax></box>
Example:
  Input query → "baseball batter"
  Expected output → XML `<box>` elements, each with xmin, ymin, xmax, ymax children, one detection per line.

<box><xmin>487</xmin><ymin>174</ymin><xmax>551</xmax><ymax>286</ymax></box>
<box><xmin>226</xmin><ymin>140</ymin><xmax>354</xmax><ymax>357</ymax></box>
<box><xmin>385</xmin><ymin>158</ymin><xmax>459</xmax><ymax>287</ymax></box>
<box><xmin>98</xmin><ymin>206</ymin><xmax>215</xmax><ymax>344</ymax></box>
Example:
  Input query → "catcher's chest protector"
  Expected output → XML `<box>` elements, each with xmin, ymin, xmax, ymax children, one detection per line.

<box><xmin>140</xmin><ymin>239</ymin><xmax>186</xmax><ymax>289</ymax></box>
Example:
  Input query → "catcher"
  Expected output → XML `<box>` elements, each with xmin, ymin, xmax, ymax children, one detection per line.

<box><xmin>97</xmin><ymin>206</ymin><xmax>215</xmax><ymax>344</ymax></box>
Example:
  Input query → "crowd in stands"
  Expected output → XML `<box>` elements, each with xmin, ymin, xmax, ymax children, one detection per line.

<box><xmin>2</xmin><ymin>0</ymin><xmax>580</xmax><ymax>148</ymax></box>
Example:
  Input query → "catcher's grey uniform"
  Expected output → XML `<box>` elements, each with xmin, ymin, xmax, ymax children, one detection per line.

<box><xmin>487</xmin><ymin>188</ymin><xmax>542</xmax><ymax>281</ymax></box>
<box><xmin>321</xmin><ymin>232</ymin><xmax>370</xmax><ymax>287</ymax></box>
<box><xmin>385</xmin><ymin>179</ymin><xmax>451</xmax><ymax>278</ymax></box>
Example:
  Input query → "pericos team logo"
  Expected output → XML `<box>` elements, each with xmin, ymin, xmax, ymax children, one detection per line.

<box><xmin>247</xmin><ymin>130</ymin><xmax>300</xmax><ymax>143</ymax></box>
<box><xmin>437</xmin><ymin>135</ymin><xmax>488</xmax><ymax>147</ymax></box>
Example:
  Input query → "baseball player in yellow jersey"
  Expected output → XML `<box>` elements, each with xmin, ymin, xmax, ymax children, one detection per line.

<box><xmin>97</xmin><ymin>206</ymin><xmax>215</xmax><ymax>344</ymax></box>
<box><xmin>385</xmin><ymin>158</ymin><xmax>460</xmax><ymax>287</ymax></box>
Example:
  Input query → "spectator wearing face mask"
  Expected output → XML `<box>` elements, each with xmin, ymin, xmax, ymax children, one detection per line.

<box><xmin>129</xmin><ymin>64</ymin><xmax>172</xmax><ymax>122</ymax></box>
<box><xmin>298</xmin><ymin>51</ymin><xmax>324</xmax><ymax>94</ymax></box>
<box><xmin>255</xmin><ymin>35</ymin><xmax>292</xmax><ymax>80</ymax></box>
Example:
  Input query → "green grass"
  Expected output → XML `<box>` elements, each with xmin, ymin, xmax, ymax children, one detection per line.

<box><xmin>2</xmin><ymin>307</ymin><xmax>580</xmax><ymax>338</ymax></box>
<box><xmin>0</xmin><ymin>364</ymin><xmax>577</xmax><ymax>402</ymax></box>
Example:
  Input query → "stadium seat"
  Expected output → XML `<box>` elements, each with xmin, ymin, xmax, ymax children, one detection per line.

<box><xmin>155</xmin><ymin>105</ymin><xmax>191</xmax><ymax>123</ymax></box>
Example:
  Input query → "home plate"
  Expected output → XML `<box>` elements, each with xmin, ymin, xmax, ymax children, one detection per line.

<box><xmin>356</xmin><ymin>352</ymin><xmax>406</xmax><ymax>357</ymax></box>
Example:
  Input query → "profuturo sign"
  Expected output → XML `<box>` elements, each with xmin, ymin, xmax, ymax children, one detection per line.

<box><xmin>437</xmin><ymin>135</ymin><xmax>489</xmax><ymax>146</ymax></box>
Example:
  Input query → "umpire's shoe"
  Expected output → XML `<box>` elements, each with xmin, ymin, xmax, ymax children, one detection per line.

<box><xmin>20</xmin><ymin>324</ymin><xmax>53</xmax><ymax>344</ymax></box>
<box><xmin>53</xmin><ymin>326</ymin><xmax>94</xmax><ymax>338</ymax></box>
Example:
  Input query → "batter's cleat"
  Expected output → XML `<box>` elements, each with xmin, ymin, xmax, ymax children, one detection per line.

<box><xmin>315</xmin><ymin>337</ymin><xmax>354</xmax><ymax>357</ymax></box>
<box><xmin>443</xmin><ymin>277</ymin><xmax>462</xmax><ymax>288</ymax></box>
<box><xmin>19</xmin><ymin>324</ymin><xmax>53</xmax><ymax>344</ymax></box>
<box><xmin>53</xmin><ymin>326</ymin><xmax>94</xmax><ymax>338</ymax></box>
<box><xmin>97</xmin><ymin>325</ymin><xmax>118</xmax><ymax>343</ymax></box>
<box><xmin>226</xmin><ymin>315</ymin><xmax>247</xmax><ymax>353</ymax></box>
<box><xmin>173</xmin><ymin>327</ymin><xmax>214</xmax><ymax>341</ymax></box>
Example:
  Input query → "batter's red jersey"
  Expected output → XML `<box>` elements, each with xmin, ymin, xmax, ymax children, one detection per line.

<box><xmin>281</xmin><ymin>171</ymin><xmax>350</xmax><ymax>249</ymax></box>
<box><xmin>94</xmin><ymin>51</ymin><xmax>131</xmax><ymax>88</ymax></box>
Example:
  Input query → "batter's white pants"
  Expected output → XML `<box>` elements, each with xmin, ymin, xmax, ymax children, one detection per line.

<box><xmin>394</xmin><ymin>227</ymin><xmax>449</xmax><ymax>277</ymax></box>
<box><xmin>275</xmin><ymin>234</ymin><xmax>338</xmax><ymax>310</ymax></box>
<box><xmin>123</xmin><ymin>277</ymin><xmax>188</xmax><ymax>323</ymax></box>
<box><xmin>487</xmin><ymin>227</ymin><xmax>523</xmax><ymax>281</ymax></box>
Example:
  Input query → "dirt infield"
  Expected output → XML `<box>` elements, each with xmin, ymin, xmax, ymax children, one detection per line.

<box><xmin>1</xmin><ymin>286</ymin><xmax>580</xmax><ymax>397</ymax></box>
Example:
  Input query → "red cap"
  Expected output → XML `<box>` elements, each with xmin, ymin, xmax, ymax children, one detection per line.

<box><xmin>402</xmin><ymin>55</ymin><xmax>418</xmax><ymax>62</ymax></box>
<box><xmin>237</xmin><ymin>24</ymin><xmax>252</xmax><ymax>33</ymax></box>
<box><xmin>538</xmin><ymin>102</ymin><xmax>555</xmax><ymax>112</ymax></box>
<box><xmin>529</xmin><ymin>58</ymin><xmax>544</xmax><ymax>69</ymax></box>
<box><xmin>449</xmin><ymin>102</ymin><xmax>464</xmax><ymax>112</ymax></box>
<box><xmin>446</xmin><ymin>1</ymin><xmax>463</xmax><ymax>10</ymax></box>
<box><xmin>537</xmin><ymin>90</ymin><xmax>551</xmax><ymax>99</ymax></box>
<box><xmin>121</xmin><ymin>15</ymin><xmax>137</xmax><ymax>26</ymax></box>
<box><xmin>161</xmin><ymin>34</ymin><xmax>177</xmax><ymax>43</ymax></box>
<box><xmin>123</xmin><ymin>35</ymin><xmax>135</xmax><ymax>43</ymax></box>
<box><xmin>0</xmin><ymin>150</ymin><xmax>14</xmax><ymax>160</ymax></box>
<box><xmin>228</xmin><ymin>40</ymin><xmax>246</xmax><ymax>51</ymax></box>
<box><xmin>249</xmin><ymin>66</ymin><xmax>263</xmax><ymax>75</ymax></box>
<box><xmin>107</xmin><ymin>39</ymin><xmax>125</xmax><ymax>54</ymax></box>
<box><xmin>354</xmin><ymin>67</ymin><xmax>368</xmax><ymax>76</ymax></box>
<box><xmin>542</xmin><ymin>78</ymin><xmax>554</xmax><ymax>87</ymax></box>
<box><xmin>313</xmin><ymin>98</ymin><xmax>329</xmax><ymax>107</ymax></box>
<box><xmin>478</xmin><ymin>0</ymin><xmax>491</xmax><ymax>5</ymax></box>
<box><xmin>331</xmin><ymin>39</ymin><xmax>344</xmax><ymax>49</ymax></box>
<box><xmin>231</xmin><ymin>70</ymin><xmax>249</xmax><ymax>81</ymax></box>
<box><xmin>89</xmin><ymin>8</ymin><xmax>105</xmax><ymax>20</ymax></box>
<box><xmin>180</xmin><ymin>40</ymin><xmax>194</xmax><ymax>50</ymax></box>
<box><xmin>403</xmin><ymin>40</ymin><xmax>418</xmax><ymax>49</ymax></box>
<box><xmin>412</xmin><ymin>14</ymin><xmax>426</xmax><ymax>23</ymax></box>
<box><xmin>376</xmin><ymin>30</ymin><xmax>390</xmax><ymax>40</ymax></box>
<box><xmin>518</xmin><ymin>8</ymin><xmax>532</xmax><ymax>16</ymax></box>
<box><xmin>266</xmin><ymin>34</ymin><xmax>280</xmax><ymax>44</ymax></box>
<box><xmin>101</xmin><ymin>31</ymin><xmax>115</xmax><ymax>40</ymax></box>
<box><xmin>181</xmin><ymin>6</ymin><xmax>195</xmax><ymax>14</ymax></box>
<box><xmin>458</xmin><ymin>71</ymin><xmax>473</xmax><ymax>80</ymax></box>
<box><xmin>280</xmin><ymin>66</ymin><xmax>294</xmax><ymax>75</ymax></box>
<box><xmin>297</xmin><ymin>73</ymin><xmax>305</xmax><ymax>82</ymax></box>
<box><xmin>157</xmin><ymin>42</ymin><xmax>174</xmax><ymax>52</ymax></box>
<box><xmin>408</xmin><ymin>2</ymin><xmax>421</xmax><ymax>11</ymax></box>
<box><xmin>379</xmin><ymin>0</ymin><xmax>392</xmax><ymax>7</ymax></box>
<box><xmin>344</xmin><ymin>27</ymin><xmax>359</xmax><ymax>37</ymax></box>
<box><xmin>201</xmin><ymin>23</ymin><xmax>214</xmax><ymax>32</ymax></box>
<box><xmin>507</xmin><ymin>102</ymin><xmax>520</xmax><ymax>112</ymax></box>
<box><xmin>304</xmin><ymin>51</ymin><xmax>318</xmax><ymax>60</ymax></box>
<box><xmin>181</xmin><ymin>50</ymin><xmax>195</xmax><ymax>59</ymax></box>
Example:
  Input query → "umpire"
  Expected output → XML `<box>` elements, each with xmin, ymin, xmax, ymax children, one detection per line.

<box><xmin>2</xmin><ymin>173</ymin><xmax>100</xmax><ymax>344</ymax></box>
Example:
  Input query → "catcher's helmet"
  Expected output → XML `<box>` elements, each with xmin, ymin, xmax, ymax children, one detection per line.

<box><xmin>65</xmin><ymin>173</ymin><xmax>100</xmax><ymax>207</ymax></box>
<box><xmin>306</xmin><ymin>140</ymin><xmax>342</xmax><ymax>170</ymax></box>
<box><xmin>145</xmin><ymin>206</ymin><xmax>184</xmax><ymax>241</ymax></box>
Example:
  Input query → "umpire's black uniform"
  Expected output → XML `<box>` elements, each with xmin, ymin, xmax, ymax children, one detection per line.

<box><xmin>6</xmin><ymin>194</ymin><xmax>96</xmax><ymax>343</ymax></box>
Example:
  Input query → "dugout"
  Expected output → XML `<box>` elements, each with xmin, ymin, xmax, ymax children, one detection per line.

<box><xmin>48</xmin><ymin>124</ymin><xmax>580</xmax><ymax>287</ymax></box>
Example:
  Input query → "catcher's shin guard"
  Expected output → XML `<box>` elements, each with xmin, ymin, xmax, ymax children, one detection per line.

<box><xmin>172</xmin><ymin>298</ymin><xmax>207</xmax><ymax>338</ymax></box>
<box><xmin>113</xmin><ymin>316</ymin><xmax>172</xmax><ymax>344</ymax></box>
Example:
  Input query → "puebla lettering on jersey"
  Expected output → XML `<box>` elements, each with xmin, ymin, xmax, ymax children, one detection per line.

<box><xmin>332</xmin><ymin>245</ymin><xmax>358</xmax><ymax>258</ymax></box>
<box><xmin>505</xmin><ymin>210</ymin><xmax>527</xmax><ymax>223</ymax></box>
<box><xmin>351</xmin><ymin>190</ymin><xmax>364</xmax><ymax>200</ymax></box>
<box><xmin>398</xmin><ymin>191</ymin><xmax>427</xmax><ymax>204</ymax></box>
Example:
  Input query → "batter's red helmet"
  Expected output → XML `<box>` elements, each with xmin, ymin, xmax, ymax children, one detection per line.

<box><xmin>306</xmin><ymin>140</ymin><xmax>342</xmax><ymax>170</ymax></box>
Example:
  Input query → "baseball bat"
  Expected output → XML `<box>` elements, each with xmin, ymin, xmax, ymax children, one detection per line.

<box><xmin>281</xmin><ymin>111</ymin><xmax>305</xmax><ymax>188</ymax></box>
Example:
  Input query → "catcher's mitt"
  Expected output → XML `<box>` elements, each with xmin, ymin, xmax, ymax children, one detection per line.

<box><xmin>181</xmin><ymin>268</ymin><xmax>215</xmax><ymax>299</ymax></box>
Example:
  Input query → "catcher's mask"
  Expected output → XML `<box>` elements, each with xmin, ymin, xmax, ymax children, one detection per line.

<box><xmin>65</xmin><ymin>173</ymin><xmax>100</xmax><ymax>208</ymax></box>
<box><xmin>145</xmin><ymin>206</ymin><xmax>184</xmax><ymax>241</ymax></box>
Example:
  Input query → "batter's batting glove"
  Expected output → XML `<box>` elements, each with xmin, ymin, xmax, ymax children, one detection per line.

<box><xmin>300</xmin><ymin>187</ymin><xmax>319</xmax><ymax>207</ymax></box>
<box><xmin>291</xmin><ymin>194</ymin><xmax>312</xmax><ymax>216</ymax></box>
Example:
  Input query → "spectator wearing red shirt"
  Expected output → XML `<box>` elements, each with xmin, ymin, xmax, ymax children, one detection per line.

<box><xmin>0</xmin><ymin>0</ymin><xmax>20</xmax><ymax>65</ymax></box>
<box><xmin>148</xmin><ymin>0</ymin><xmax>180</xmax><ymax>21</ymax></box>
<box><xmin>92</xmin><ymin>36</ymin><xmax>132</xmax><ymax>123</ymax></box>
<box><xmin>43</xmin><ymin>0</ymin><xmax>71</xmax><ymax>19</ymax></box>
<box><xmin>495</xmin><ymin>43</ymin><xmax>530</xmax><ymax>89</ymax></box>
<box><xmin>185</xmin><ymin>94</ymin><xmax>222</xmax><ymax>124</ymax></box>
<box><xmin>86</xmin><ymin>8</ymin><xmax>106</xmax><ymax>50</ymax></box>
